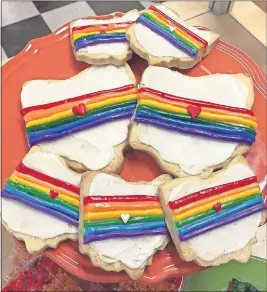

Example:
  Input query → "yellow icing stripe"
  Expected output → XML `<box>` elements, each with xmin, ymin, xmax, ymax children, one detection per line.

<box><xmin>174</xmin><ymin>187</ymin><xmax>260</xmax><ymax>222</ymax></box>
<box><xmin>26</xmin><ymin>94</ymin><xmax>137</xmax><ymax>127</ymax></box>
<box><xmin>145</xmin><ymin>10</ymin><xmax>202</xmax><ymax>50</ymax></box>
<box><xmin>73</xmin><ymin>29</ymin><xmax>127</xmax><ymax>42</ymax></box>
<box><xmin>10</xmin><ymin>175</ymin><xmax>79</xmax><ymax>207</ymax></box>
<box><xmin>140</xmin><ymin>99</ymin><xmax>257</xmax><ymax>129</ymax></box>
<box><xmin>84</xmin><ymin>209</ymin><xmax>163</xmax><ymax>221</ymax></box>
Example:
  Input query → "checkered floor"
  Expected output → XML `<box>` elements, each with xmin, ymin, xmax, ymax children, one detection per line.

<box><xmin>1</xmin><ymin>1</ymin><xmax>151</xmax><ymax>59</ymax></box>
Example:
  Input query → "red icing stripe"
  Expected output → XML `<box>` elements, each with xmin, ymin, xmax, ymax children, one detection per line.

<box><xmin>21</xmin><ymin>84</ymin><xmax>137</xmax><ymax>116</ymax></box>
<box><xmin>16</xmin><ymin>163</ymin><xmax>80</xmax><ymax>194</ymax></box>
<box><xmin>84</xmin><ymin>195</ymin><xmax>160</xmax><ymax>205</ymax></box>
<box><xmin>149</xmin><ymin>5</ymin><xmax>208</xmax><ymax>49</ymax></box>
<box><xmin>168</xmin><ymin>176</ymin><xmax>258</xmax><ymax>209</ymax></box>
<box><xmin>72</xmin><ymin>21</ymin><xmax>134</xmax><ymax>32</ymax></box>
<box><xmin>139</xmin><ymin>87</ymin><xmax>254</xmax><ymax>116</ymax></box>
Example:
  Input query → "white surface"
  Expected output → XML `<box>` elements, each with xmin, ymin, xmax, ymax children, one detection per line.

<box><xmin>138</xmin><ymin>66</ymin><xmax>249</xmax><ymax>175</ymax></box>
<box><xmin>2</xmin><ymin>151</ymin><xmax>81</xmax><ymax>238</ymax></box>
<box><xmin>169</xmin><ymin>163</ymin><xmax>262</xmax><ymax>262</ymax></box>
<box><xmin>135</xmin><ymin>4</ymin><xmax>211</xmax><ymax>58</ymax></box>
<box><xmin>1</xmin><ymin>47</ymin><xmax>7</xmax><ymax>61</ymax></box>
<box><xmin>2</xmin><ymin>1</ymin><xmax>39</xmax><ymax>27</ymax></box>
<box><xmin>230</xmin><ymin>1</ymin><xmax>267</xmax><ymax>46</ymax></box>
<box><xmin>42</xmin><ymin>2</ymin><xmax>96</xmax><ymax>31</ymax></box>
<box><xmin>88</xmin><ymin>174</ymin><xmax>168</xmax><ymax>269</ymax></box>
<box><xmin>21</xmin><ymin>65</ymin><xmax>134</xmax><ymax>170</ymax></box>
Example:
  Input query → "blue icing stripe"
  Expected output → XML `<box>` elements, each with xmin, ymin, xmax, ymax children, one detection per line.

<box><xmin>4</xmin><ymin>185</ymin><xmax>79</xmax><ymax>220</ymax></box>
<box><xmin>84</xmin><ymin>221</ymin><xmax>166</xmax><ymax>236</ymax></box>
<box><xmin>177</xmin><ymin>196</ymin><xmax>263</xmax><ymax>237</ymax></box>
<box><xmin>28</xmin><ymin>104</ymin><xmax>136</xmax><ymax>145</ymax></box>
<box><xmin>136</xmin><ymin>109</ymin><xmax>256</xmax><ymax>140</ymax></box>
<box><xmin>75</xmin><ymin>34</ymin><xmax>127</xmax><ymax>51</ymax></box>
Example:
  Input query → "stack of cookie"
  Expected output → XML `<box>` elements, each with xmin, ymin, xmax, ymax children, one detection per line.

<box><xmin>2</xmin><ymin>3</ymin><xmax>266</xmax><ymax>281</ymax></box>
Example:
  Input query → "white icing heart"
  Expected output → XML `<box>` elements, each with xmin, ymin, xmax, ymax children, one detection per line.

<box><xmin>121</xmin><ymin>213</ymin><xmax>130</xmax><ymax>224</ymax></box>
<box><xmin>169</xmin><ymin>25</ymin><xmax>175</xmax><ymax>32</ymax></box>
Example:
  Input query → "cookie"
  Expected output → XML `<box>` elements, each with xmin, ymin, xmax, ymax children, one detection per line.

<box><xmin>20</xmin><ymin>64</ymin><xmax>137</xmax><ymax>173</ymax></box>
<box><xmin>1</xmin><ymin>146</ymin><xmax>81</xmax><ymax>253</ymax></box>
<box><xmin>126</xmin><ymin>3</ymin><xmax>220</xmax><ymax>69</ymax></box>
<box><xmin>79</xmin><ymin>173</ymin><xmax>172</xmax><ymax>280</ymax></box>
<box><xmin>70</xmin><ymin>10</ymin><xmax>139</xmax><ymax>65</ymax></box>
<box><xmin>130</xmin><ymin>66</ymin><xmax>256</xmax><ymax>177</ymax></box>
<box><xmin>159</xmin><ymin>155</ymin><xmax>266</xmax><ymax>266</ymax></box>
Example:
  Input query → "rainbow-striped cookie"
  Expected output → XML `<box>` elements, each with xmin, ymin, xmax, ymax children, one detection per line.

<box><xmin>126</xmin><ymin>3</ymin><xmax>220</xmax><ymax>69</ymax></box>
<box><xmin>70</xmin><ymin>10</ymin><xmax>139</xmax><ymax>65</ymax></box>
<box><xmin>1</xmin><ymin>147</ymin><xmax>81</xmax><ymax>253</ymax></box>
<box><xmin>159</xmin><ymin>155</ymin><xmax>266</xmax><ymax>266</ymax></box>
<box><xmin>79</xmin><ymin>172</ymin><xmax>171</xmax><ymax>280</ymax></box>
<box><xmin>130</xmin><ymin>66</ymin><xmax>255</xmax><ymax>177</ymax></box>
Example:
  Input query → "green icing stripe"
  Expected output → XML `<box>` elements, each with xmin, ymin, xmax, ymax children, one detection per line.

<box><xmin>175</xmin><ymin>194</ymin><xmax>262</xmax><ymax>228</ymax></box>
<box><xmin>138</xmin><ymin>105</ymin><xmax>256</xmax><ymax>135</ymax></box>
<box><xmin>27</xmin><ymin>100</ymin><xmax>137</xmax><ymax>132</ymax></box>
<box><xmin>83</xmin><ymin>215</ymin><xmax>165</xmax><ymax>228</ymax></box>
<box><xmin>142</xmin><ymin>13</ymin><xmax>198</xmax><ymax>53</ymax></box>
<box><xmin>7</xmin><ymin>181</ymin><xmax>79</xmax><ymax>212</ymax></box>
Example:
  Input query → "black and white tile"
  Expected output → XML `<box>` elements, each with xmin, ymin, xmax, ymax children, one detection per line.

<box><xmin>1</xmin><ymin>1</ymin><xmax>150</xmax><ymax>59</ymax></box>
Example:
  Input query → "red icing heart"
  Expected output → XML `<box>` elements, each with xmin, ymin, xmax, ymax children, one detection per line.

<box><xmin>213</xmin><ymin>202</ymin><xmax>222</xmax><ymax>212</ymax></box>
<box><xmin>72</xmin><ymin>103</ymin><xmax>86</xmax><ymax>116</ymax></box>
<box><xmin>100</xmin><ymin>26</ymin><xmax>106</xmax><ymax>34</ymax></box>
<box><xmin>187</xmin><ymin>105</ymin><xmax>201</xmax><ymax>118</ymax></box>
<box><xmin>50</xmin><ymin>190</ymin><xmax>59</xmax><ymax>199</ymax></box>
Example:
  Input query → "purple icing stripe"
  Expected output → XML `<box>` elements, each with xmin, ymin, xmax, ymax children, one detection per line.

<box><xmin>137</xmin><ymin>16</ymin><xmax>195</xmax><ymax>57</ymax></box>
<box><xmin>83</xmin><ymin>228</ymin><xmax>168</xmax><ymax>244</ymax></box>
<box><xmin>75</xmin><ymin>35</ymin><xmax>127</xmax><ymax>51</ymax></box>
<box><xmin>29</xmin><ymin>110</ymin><xmax>133</xmax><ymax>146</ymax></box>
<box><xmin>134</xmin><ymin>117</ymin><xmax>254</xmax><ymax>145</ymax></box>
<box><xmin>1</xmin><ymin>190</ymin><xmax>78</xmax><ymax>226</ymax></box>
<box><xmin>179</xmin><ymin>203</ymin><xmax>265</xmax><ymax>241</ymax></box>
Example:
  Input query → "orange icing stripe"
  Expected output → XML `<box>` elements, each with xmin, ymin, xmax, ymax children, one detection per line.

<box><xmin>24</xmin><ymin>87</ymin><xmax>138</xmax><ymax>123</ymax></box>
<box><xmin>84</xmin><ymin>200</ymin><xmax>161</xmax><ymax>213</ymax></box>
<box><xmin>172</xmin><ymin>183</ymin><xmax>259</xmax><ymax>216</ymax></box>
<box><xmin>139</xmin><ymin>93</ymin><xmax>257</xmax><ymax>121</ymax></box>
<box><xmin>13</xmin><ymin>170</ymin><xmax>79</xmax><ymax>200</ymax></box>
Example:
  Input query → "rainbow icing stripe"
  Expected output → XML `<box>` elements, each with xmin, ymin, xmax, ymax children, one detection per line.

<box><xmin>134</xmin><ymin>87</ymin><xmax>257</xmax><ymax>145</ymax></box>
<box><xmin>168</xmin><ymin>176</ymin><xmax>265</xmax><ymax>241</ymax></box>
<box><xmin>72</xmin><ymin>13</ymin><xmax>134</xmax><ymax>52</ymax></box>
<box><xmin>21</xmin><ymin>85</ymin><xmax>138</xmax><ymax>146</ymax></box>
<box><xmin>1</xmin><ymin>163</ymin><xmax>80</xmax><ymax>226</ymax></box>
<box><xmin>83</xmin><ymin>195</ymin><xmax>168</xmax><ymax>244</ymax></box>
<box><xmin>136</xmin><ymin>5</ymin><xmax>208</xmax><ymax>58</ymax></box>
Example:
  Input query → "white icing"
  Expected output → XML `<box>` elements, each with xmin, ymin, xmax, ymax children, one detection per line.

<box><xmin>169</xmin><ymin>164</ymin><xmax>261</xmax><ymax>261</ymax></box>
<box><xmin>39</xmin><ymin>120</ymin><xmax>130</xmax><ymax>170</ymax></box>
<box><xmin>2</xmin><ymin>151</ymin><xmax>81</xmax><ymax>239</ymax></box>
<box><xmin>137</xmin><ymin>67</ymin><xmax>249</xmax><ymax>175</ymax></box>
<box><xmin>72</xmin><ymin>10</ymin><xmax>139</xmax><ymax>56</ymax></box>
<box><xmin>88</xmin><ymin>174</ymin><xmax>168</xmax><ymax>269</ymax></box>
<box><xmin>21</xmin><ymin>65</ymin><xmax>135</xmax><ymax>170</ymax></box>
<box><xmin>22</xmin><ymin>151</ymin><xmax>81</xmax><ymax>186</ymax></box>
<box><xmin>135</xmin><ymin>4</ymin><xmax>211</xmax><ymax>58</ymax></box>
<box><xmin>78</xmin><ymin>43</ymin><xmax>129</xmax><ymax>56</ymax></box>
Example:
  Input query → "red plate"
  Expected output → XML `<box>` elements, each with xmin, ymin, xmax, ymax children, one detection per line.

<box><xmin>2</xmin><ymin>23</ymin><xmax>267</xmax><ymax>284</ymax></box>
